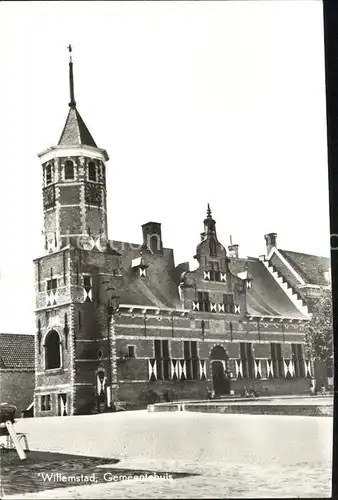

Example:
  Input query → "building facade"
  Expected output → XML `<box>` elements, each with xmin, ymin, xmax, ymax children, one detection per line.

<box><xmin>33</xmin><ymin>54</ymin><xmax>331</xmax><ymax>417</ymax></box>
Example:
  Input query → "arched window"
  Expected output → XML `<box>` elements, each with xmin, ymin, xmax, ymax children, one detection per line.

<box><xmin>46</xmin><ymin>164</ymin><xmax>52</xmax><ymax>185</ymax></box>
<box><xmin>45</xmin><ymin>329</ymin><xmax>61</xmax><ymax>370</ymax></box>
<box><xmin>210</xmin><ymin>345</ymin><xmax>229</xmax><ymax>361</ymax></box>
<box><xmin>88</xmin><ymin>161</ymin><xmax>96</xmax><ymax>182</ymax></box>
<box><xmin>65</xmin><ymin>160</ymin><xmax>74</xmax><ymax>180</ymax></box>
<box><xmin>150</xmin><ymin>235</ymin><xmax>159</xmax><ymax>253</ymax></box>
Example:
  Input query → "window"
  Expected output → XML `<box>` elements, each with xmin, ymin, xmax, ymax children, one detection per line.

<box><xmin>47</xmin><ymin>278</ymin><xmax>57</xmax><ymax>291</ymax></box>
<box><xmin>83</xmin><ymin>275</ymin><xmax>92</xmax><ymax>289</ymax></box>
<box><xmin>45</xmin><ymin>329</ymin><xmax>61</xmax><ymax>370</ymax></box>
<box><xmin>271</xmin><ymin>343</ymin><xmax>284</xmax><ymax>378</ymax></box>
<box><xmin>65</xmin><ymin>160</ymin><xmax>74</xmax><ymax>180</ymax></box>
<box><xmin>240</xmin><ymin>343</ymin><xmax>254</xmax><ymax>379</ymax></box>
<box><xmin>183</xmin><ymin>341</ymin><xmax>199</xmax><ymax>380</ymax></box>
<box><xmin>210</xmin><ymin>238</ymin><xmax>217</xmax><ymax>256</ymax></box>
<box><xmin>154</xmin><ymin>339</ymin><xmax>170</xmax><ymax>380</ymax></box>
<box><xmin>88</xmin><ymin>161</ymin><xmax>96</xmax><ymax>182</ymax></box>
<box><xmin>41</xmin><ymin>394</ymin><xmax>51</xmax><ymax>411</ymax></box>
<box><xmin>198</xmin><ymin>291</ymin><xmax>210</xmax><ymax>312</ymax></box>
<box><xmin>210</xmin><ymin>261</ymin><xmax>220</xmax><ymax>281</ymax></box>
<box><xmin>150</xmin><ymin>235</ymin><xmax>160</xmax><ymax>253</ymax></box>
<box><xmin>46</xmin><ymin>164</ymin><xmax>52</xmax><ymax>185</ymax></box>
<box><xmin>128</xmin><ymin>345</ymin><xmax>136</xmax><ymax>358</ymax></box>
<box><xmin>292</xmin><ymin>343</ymin><xmax>305</xmax><ymax>377</ymax></box>
<box><xmin>83</xmin><ymin>275</ymin><xmax>93</xmax><ymax>303</ymax></box>
<box><xmin>101</xmin><ymin>162</ymin><xmax>106</xmax><ymax>182</ymax></box>
<box><xmin>223</xmin><ymin>294</ymin><xmax>234</xmax><ymax>313</ymax></box>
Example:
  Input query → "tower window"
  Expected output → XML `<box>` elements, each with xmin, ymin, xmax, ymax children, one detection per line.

<box><xmin>46</xmin><ymin>164</ymin><xmax>52</xmax><ymax>185</ymax></box>
<box><xmin>128</xmin><ymin>345</ymin><xmax>136</xmax><ymax>358</ymax></box>
<box><xmin>45</xmin><ymin>329</ymin><xmax>61</xmax><ymax>370</ymax></box>
<box><xmin>65</xmin><ymin>160</ymin><xmax>74</xmax><ymax>180</ymax></box>
<box><xmin>88</xmin><ymin>161</ymin><xmax>96</xmax><ymax>182</ymax></box>
<box><xmin>47</xmin><ymin>278</ymin><xmax>57</xmax><ymax>291</ymax></box>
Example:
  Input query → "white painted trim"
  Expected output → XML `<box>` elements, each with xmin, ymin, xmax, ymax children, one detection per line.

<box><xmin>267</xmin><ymin>247</ymin><xmax>305</xmax><ymax>285</ymax></box>
<box><xmin>114</xmin><ymin>335</ymin><xmax>302</xmax><ymax>344</ymax></box>
<box><xmin>75</xmin><ymin>358</ymin><xmax>110</xmax><ymax>362</ymax></box>
<box><xmin>119</xmin><ymin>304</ymin><xmax>189</xmax><ymax>313</ymax></box>
<box><xmin>298</xmin><ymin>284</ymin><xmax>330</xmax><ymax>290</ymax></box>
<box><xmin>38</xmin><ymin>145</ymin><xmax>109</xmax><ymax>162</ymax></box>
<box><xmin>35</xmin><ymin>384</ymin><xmax>71</xmax><ymax>391</ymax></box>
<box><xmin>115</xmin><ymin>324</ymin><xmax>191</xmax><ymax>332</ymax></box>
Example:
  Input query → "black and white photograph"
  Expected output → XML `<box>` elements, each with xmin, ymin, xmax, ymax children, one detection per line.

<box><xmin>0</xmin><ymin>1</ymin><xmax>334</xmax><ymax>498</ymax></box>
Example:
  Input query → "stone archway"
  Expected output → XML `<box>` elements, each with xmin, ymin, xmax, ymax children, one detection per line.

<box><xmin>210</xmin><ymin>345</ymin><xmax>231</xmax><ymax>397</ymax></box>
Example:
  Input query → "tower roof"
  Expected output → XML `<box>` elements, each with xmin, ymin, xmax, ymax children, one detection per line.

<box><xmin>58</xmin><ymin>107</ymin><xmax>97</xmax><ymax>147</ymax></box>
<box><xmin>58</xmin><ymin>45</ymin><xmax>97</xmax><ymax>148</ymax></box>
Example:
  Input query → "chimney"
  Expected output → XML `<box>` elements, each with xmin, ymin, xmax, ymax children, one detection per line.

<box><xmin>264</xmin><ymin>233</ymin><xmax>277</xmax><ymax>256</ymax></box>
<box><xmin>141</xmin><ymin>222</ymin><xmax>163</xmax><ymax>255</ymax></box>
<box><xmin>228</xmin><ymin>244</ymin><xmax>239</xmax><ymax>259</ymax></box>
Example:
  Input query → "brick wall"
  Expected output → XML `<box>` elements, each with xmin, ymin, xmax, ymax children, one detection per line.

<box><xmin>0</xmin><ymin>370</ymin><xmax>35</xmax><ymax>413</ymax></box>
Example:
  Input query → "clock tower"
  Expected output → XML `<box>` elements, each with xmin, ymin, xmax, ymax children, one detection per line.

<box><xmin>34</xmin><ymin>48</ymin><xmax>121</xmax><ymax>417</ymax></box>
<box><xmin>39</xmin><ymin>48</ymin><xmax>109</xmax><ymax>253</ymax></box>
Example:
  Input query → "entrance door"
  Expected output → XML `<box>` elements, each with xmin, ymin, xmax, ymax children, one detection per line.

<box><xmin>211</xmin><ymin>361</ymin><xmax>231</xmax><ymax>396</ymax></box>
<box><xmin>210</xmin><ymin>345</ymin><xmax>231</xmax><ymax>396</ymax></box>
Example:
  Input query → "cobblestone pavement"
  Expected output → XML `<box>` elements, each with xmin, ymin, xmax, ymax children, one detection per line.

<box><xmin>3</xmin><ymin>410</ymin><xmax>332</xmax><ymax>499</ymax></box>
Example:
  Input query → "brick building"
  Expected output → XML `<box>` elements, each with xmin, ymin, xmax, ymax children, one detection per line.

<box><xmin>33</xmin><ymin>53</ymin><xmax>331</xmax><ymax>417</ymax></box>
<box><xmin>0</xmin><ymin>333</ymin><xmax>35</xmax><ymax>414</ymax></box>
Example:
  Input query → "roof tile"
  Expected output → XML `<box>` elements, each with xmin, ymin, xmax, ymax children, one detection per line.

<box><xmin>0</xmin><ymin>334</ymin><xmax>35</xmax><ymax>370</ymax></box>
<box><xmin>58</xmin><ymin>107</ymin><xmax>97</xmax><ymax>147</ymax></box>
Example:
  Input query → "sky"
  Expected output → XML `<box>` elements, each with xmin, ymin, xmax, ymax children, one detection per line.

<box><xmin>0</xmin><ymin>1</ymin><xmax>330</xmax><ymax>334</ymax></box>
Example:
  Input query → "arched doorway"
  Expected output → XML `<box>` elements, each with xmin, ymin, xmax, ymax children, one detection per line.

<box><xmin>210</xmin><ymin>346</ymin><xmax>231</xmax><ymax>396</ymax></box>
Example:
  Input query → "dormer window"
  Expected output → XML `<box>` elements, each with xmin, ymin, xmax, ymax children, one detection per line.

<box><xmin>46</xmin><ymin>164</ymin><xmax>52</xmax><ymax>185</ymax></box>
<box><xmin>88</xmin><ymin>161</ymin><xmax>96</xmax><ymax>182</ymax></box>
<box><xmin>65</xmin><ymin>160</ymin><xmax>74</xmax><ymax>180</ymax></box>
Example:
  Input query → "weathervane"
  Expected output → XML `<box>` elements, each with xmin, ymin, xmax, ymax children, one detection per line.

<box><xmin>67</xmin><ymin>44</ymin><xmax>72</xmax><ymax>60</ymax></box>
<box><xmin>67</xmin><ymin>44</ymin><xmax>76</xmax><ymax>108</ymax></box>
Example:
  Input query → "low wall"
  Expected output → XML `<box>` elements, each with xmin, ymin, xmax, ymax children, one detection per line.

<box><xmin>148</xmin><ymin>398</ymin><xmax>333</xmax><ymax>417</ymax></box>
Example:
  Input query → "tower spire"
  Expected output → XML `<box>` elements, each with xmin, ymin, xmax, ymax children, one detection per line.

<box><xmin>203</xmin><ymin>204</ymin><xmax>216</xmax><ymax>236</ymax></box>
<box><xmin>67</xmin><ymin>44</ymin><xmax>76</xmax><ymax>108</ymax></box>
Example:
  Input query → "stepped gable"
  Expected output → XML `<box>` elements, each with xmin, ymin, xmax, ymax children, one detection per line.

<box><xmin>278</xmin><ymin>249</ymin><xmax>330</xmax><ymax>286</ymax></box>
<box><xmin>0</xmin><ymin>333</ymin><xmax>35</xmax><ymax>370</ymax></box>
<box><xmin>245</xmin><ymin>258</ymin><xmax>307</xmax><ymax>319</ymax></box>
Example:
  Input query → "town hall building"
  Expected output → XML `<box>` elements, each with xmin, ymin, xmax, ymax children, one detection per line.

<box><xmin>32</xmin><ymin>52</ymin><xmax>331</xmax><ymax>417</ymax></box>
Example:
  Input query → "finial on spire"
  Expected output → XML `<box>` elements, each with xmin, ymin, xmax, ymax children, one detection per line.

<box><xmin>67</xmin><ymin>44</ymin><xmax>76</xmax><ymax>108</ymax></box>
<box><xmin>230</xmin><ymin>234</ymin><xmax>233</xmax><ymax>245</ymax></box>
<box><xmin>207</xmin><ymin>203</ymin><xmax>212</xmax><ymax>218</ymax></box>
